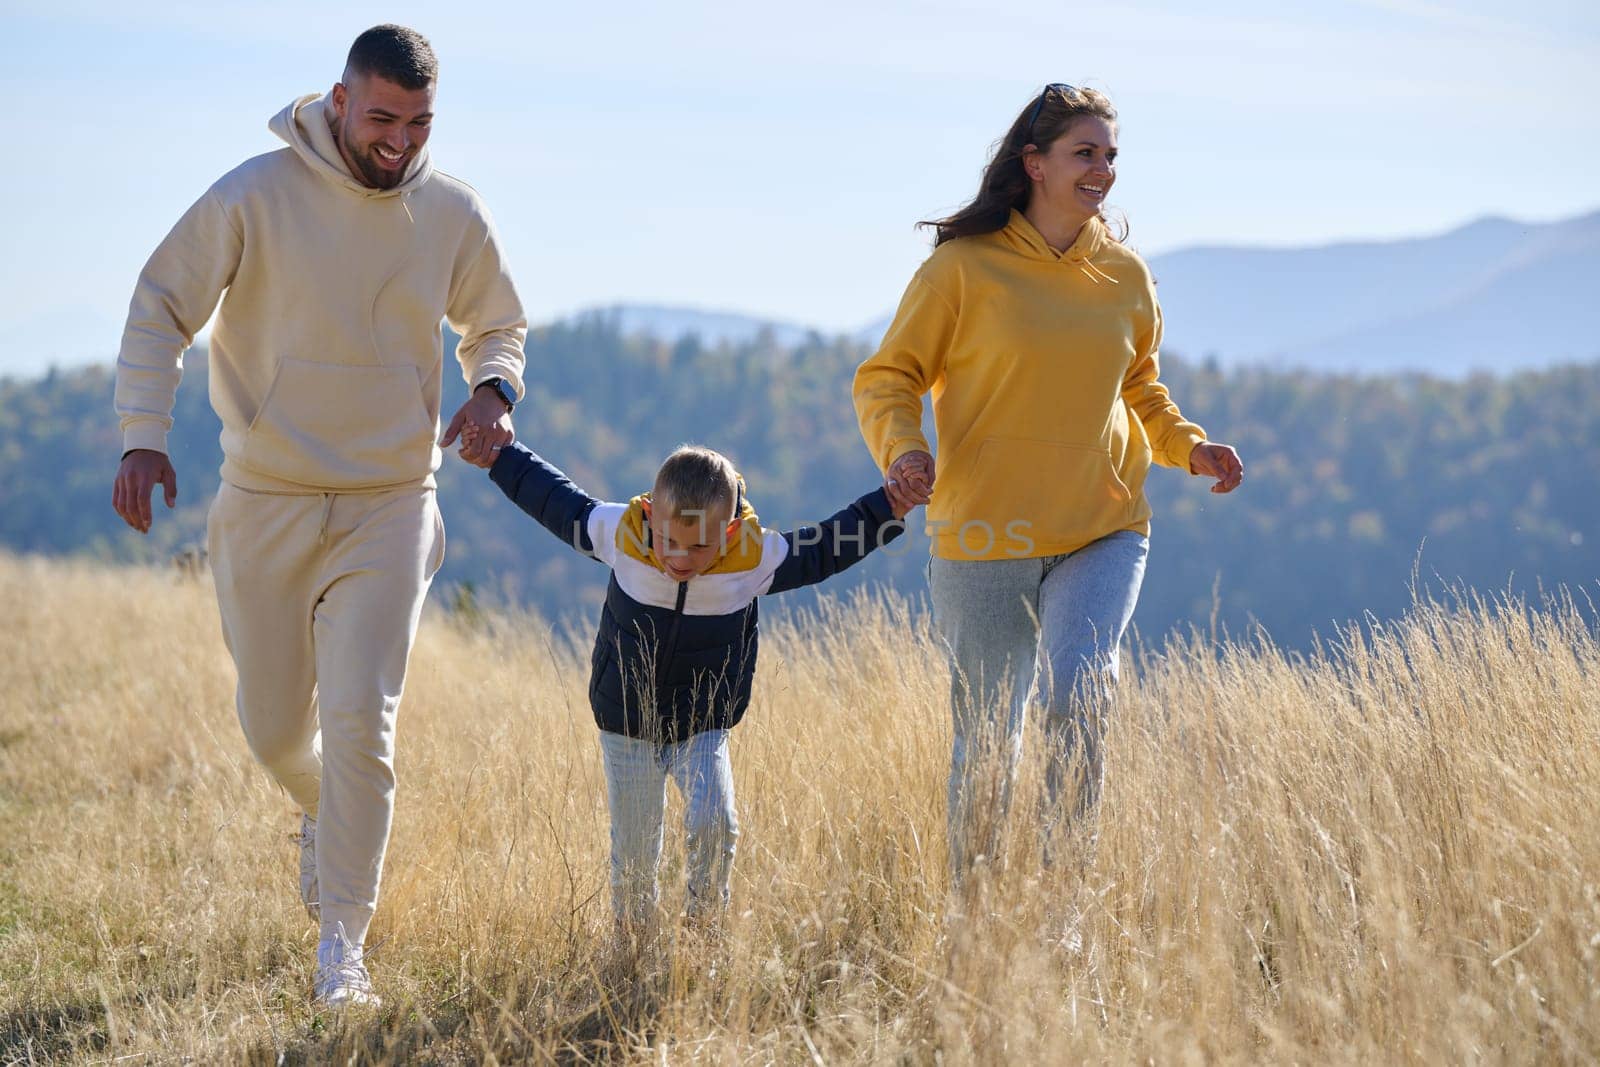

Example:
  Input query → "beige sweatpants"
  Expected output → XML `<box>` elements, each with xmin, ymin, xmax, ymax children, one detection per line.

<box><xmin>207</xmin><ymin>482</ymin><xmax>445</xmax><ymax>946</ymax></box>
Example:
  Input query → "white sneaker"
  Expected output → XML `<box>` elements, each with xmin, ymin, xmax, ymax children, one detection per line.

<box><xmin>295</xmin><ymin>814</ymin><xmax>318</xmax><ymax>922</ymax></box>
<box><xmin>313</xmin><ymin>921</ymin><xmax>380</xmax><ymax>1010</ymax></box>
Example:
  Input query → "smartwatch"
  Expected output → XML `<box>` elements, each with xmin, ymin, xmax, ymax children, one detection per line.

<box><xmin>476</xmin><ymin>377</ymin><xmax>516</xmax><ymax>412</ymax></box>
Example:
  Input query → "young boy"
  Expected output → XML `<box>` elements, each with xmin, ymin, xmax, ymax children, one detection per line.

<box><xmin>464</xmin><ymin>431</ymin><xmax>908</xmax><ymax>929</ymax></box>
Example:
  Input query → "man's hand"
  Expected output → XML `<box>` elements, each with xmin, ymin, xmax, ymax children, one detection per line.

<box><xmin>1189</xmin><ymin>442</ymin><xmax>1244</xmax><ymax>493</ymax></box>
<box><xmin>885</xmin><ymin>449</ymin><xmax>935</xmax><ymax>516</ymax></box>
<box><xmin>113</xmin><ymin>449</ymin><xmax>178</xmax><ymax>534</ymax></box>
<box><xmin>441</xmin><ymin>384</ymin><xmax>514</xmax><ymax>466</ymax></box>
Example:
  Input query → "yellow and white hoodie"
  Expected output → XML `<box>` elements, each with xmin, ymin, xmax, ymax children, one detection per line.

<box><xmin>115</xmin><ymin>92</ymin><xmax>528</xmax><ymax>493</ymax></box>
<box><xmin>853</xmin><ymin>209</ymin><xmax>1206</xmax><ymax>561</ymax></box>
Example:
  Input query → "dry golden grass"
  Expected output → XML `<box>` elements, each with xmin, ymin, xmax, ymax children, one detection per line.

<box><xmin>1</xmin><ymin>552</ymin><xmax>1597</xmax><ymax>1064</ymax></box>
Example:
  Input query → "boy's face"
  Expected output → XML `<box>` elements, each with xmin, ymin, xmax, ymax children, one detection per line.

<box><xmin>649</xmin><ymin>499</ymin><xmax>740</xmax><ymax>580</ymax></box>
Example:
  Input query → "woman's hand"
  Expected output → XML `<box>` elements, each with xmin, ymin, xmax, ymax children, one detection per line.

<box><xmin>885</xmin><ymin>450</ymin><xmax>935</xmax><ymax>515</ymax></box>
<box><xmin>1189</xmin><ymin>442</ymin><xmax>1244</xmax><ymax>493</ymax></box>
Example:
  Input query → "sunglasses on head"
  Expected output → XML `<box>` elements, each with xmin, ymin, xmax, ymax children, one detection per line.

<box><xmin>1025</xmin><ymin>83</ymin><xmax>1083</xmax><ymax>146</ymax></box>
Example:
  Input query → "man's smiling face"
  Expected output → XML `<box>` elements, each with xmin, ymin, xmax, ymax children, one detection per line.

<box><xmin>330</xmin><ymin>71</ymin><xmax>435</xmax><ymax>189</ymax></box>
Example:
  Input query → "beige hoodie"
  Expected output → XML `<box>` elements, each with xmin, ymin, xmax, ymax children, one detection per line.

<box><xmin>115</xmin><ymin>92</ymin><xmax>528</xmax><ymax>493</ymax></box>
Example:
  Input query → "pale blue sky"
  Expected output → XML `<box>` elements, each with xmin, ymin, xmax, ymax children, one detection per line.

<box><xmin>3</xmin><ymin>0</ymin><xmax>1596</xmax><ymax>375</ymax></box>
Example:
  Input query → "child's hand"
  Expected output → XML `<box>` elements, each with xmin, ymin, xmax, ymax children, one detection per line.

<box><xmin>885</xmin><ymin>450</ymin><xmax>934</xmax><ymax>515</ymax></box>
<box><xmin>457</xmin><ymin>425</ymin><xmax>500</xmax><ymax>470</ymax></box>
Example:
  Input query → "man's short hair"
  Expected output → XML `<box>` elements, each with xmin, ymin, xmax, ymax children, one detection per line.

<box><xmin>346</xmin><ymin>25</ymin><xmax>438</xmax><ymax>90</ymax></box>
<box><xmin>654</xmin><ymin>446</ymin><xmax>740</xmax><ymax>523</ymax></box>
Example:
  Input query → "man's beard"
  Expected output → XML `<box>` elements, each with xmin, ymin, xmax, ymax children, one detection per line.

<box><xmin>339</xmin><ymin>120</ymin><xmax>407</xmax><ymax>190</ymax></box>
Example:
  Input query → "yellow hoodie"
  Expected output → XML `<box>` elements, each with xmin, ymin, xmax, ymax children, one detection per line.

<box><xmin>853</xmin><ymin>210</ymin><xmax>1205</xmax><ymax>561</ymax></box>
<box><xmin>115</xmin><ymin>92</ymin><xmax>527</xmax><ymax>493</ymax></box>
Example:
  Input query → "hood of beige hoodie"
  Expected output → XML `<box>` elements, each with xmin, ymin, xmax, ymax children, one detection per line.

<box><xmin>268</xmin><ymin>92</ymin><xmax>434</xmax><ymax>198</ymax></box>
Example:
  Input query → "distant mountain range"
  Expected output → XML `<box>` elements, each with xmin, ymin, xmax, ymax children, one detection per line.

<box><xmin>582</xmin><ymin>209</ymin><xmax>1600</xmax><ymax>376</ymax></box>
<box><xmin>1143</xmin><ymin>209</ymin><xmax>1600</xmax><ymax>374</ymax></box>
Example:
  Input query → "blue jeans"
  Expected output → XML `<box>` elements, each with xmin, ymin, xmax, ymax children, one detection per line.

<box><xmin>597</xmin><ymin>728</ymin><xmax>739</xmax><ymax>926</ymax></box>
<box><xmin>929</xmin><ymin>530</ymin><xmax>1149</xmax><ymax>877</ymax></box>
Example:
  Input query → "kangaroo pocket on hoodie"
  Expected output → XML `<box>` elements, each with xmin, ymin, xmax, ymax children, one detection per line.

<box><xmin>240</xmin><ymin>359</ymin><xmax>436</xmax><ymax>490</ymax></box>
<box><xmin>947</xmin><ymin>437</ymin><xmax>1136</xmax><ymax>558</ymax></box>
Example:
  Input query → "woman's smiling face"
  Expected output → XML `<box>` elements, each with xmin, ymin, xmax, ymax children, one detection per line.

<box><xmin>1025</xmin><ymin>115</ymin><xmax>1118</xmax><ymax>221</ymax></box>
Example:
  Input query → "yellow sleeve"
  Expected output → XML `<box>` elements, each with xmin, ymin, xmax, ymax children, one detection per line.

<box><xmin>1121</xmin><ymin>298</ymin><xmax>1207</xmax><ymax>471</ymax></box>
<box><xmin>852</xmin><ymin>271</ymin><xmax>957</xmax><ymax>472</ymax></box>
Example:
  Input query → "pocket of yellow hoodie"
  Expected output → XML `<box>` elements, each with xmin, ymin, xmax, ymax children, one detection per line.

<box><xmin>241</xmin><ymin>360</ymin><xmax>435</xmax><ymax>490</ymax></box>
<box><xmin>950</xmin><ymin>437</ymin><xmax>1136</xmax><ymax>558</ymax></box>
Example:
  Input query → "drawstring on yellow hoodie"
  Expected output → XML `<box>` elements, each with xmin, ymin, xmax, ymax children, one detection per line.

<box><xmin>1006</xmin><ymin>208</ymin><xmax>1120</xmax><ymax>284</ymax></box>
<box><xmin>1073</xmin><ymin>256</ymin><xmax>1119</xmax><ymax>285</ymax></box>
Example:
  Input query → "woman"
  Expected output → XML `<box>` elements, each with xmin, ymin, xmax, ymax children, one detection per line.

<box><xmin>853</xmin><ymin>84</ymin><xmax>1243</xmax><ymax>877</ymax></box>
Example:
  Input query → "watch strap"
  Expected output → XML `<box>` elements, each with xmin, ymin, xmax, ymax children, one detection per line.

<box><xmin>477</xmin><ymin>377</ymin><xmax>516</xmax><ymax>412</ymax></box>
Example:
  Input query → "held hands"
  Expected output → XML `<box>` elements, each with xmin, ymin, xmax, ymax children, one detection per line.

<box><xmin>441</xmin><ymin>385</ymin><xmax>514</xmax><ymax>467</ymax></box>
<box><xmin>112</xmin><ymin>449</ymin><xmax>178</xmax><ymax>534</ymax></box>
<box><xmin>456</xmin><ymin>425</ymin><xmax>504</xmax><ymax>469</ymax></box>
<box><xmin>1189</xmin><ymin>442</ymin><xmax>1244</xmax><ymax>493</ymax></box>
<box><xmin>885</xmin><ymin>449</ymin><xmax>934</xmax><ymax>518</ymax></box>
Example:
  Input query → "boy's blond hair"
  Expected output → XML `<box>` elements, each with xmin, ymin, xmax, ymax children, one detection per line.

<box><xmin>653</xmin><ymin>445</ymin><xmax>740</xmax><ymax>525</ymax></box>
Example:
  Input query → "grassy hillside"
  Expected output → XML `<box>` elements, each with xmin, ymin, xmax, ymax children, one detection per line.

<box><xmin>2</xmin><ymin>554</ymin><xmax>1596</xmax><ymax>1062</ymax></box>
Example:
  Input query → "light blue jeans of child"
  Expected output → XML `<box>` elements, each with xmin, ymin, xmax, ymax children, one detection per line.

<box><xmin>598</xmin><ymin>728</ymin><xmax>739</xmax><ymax>927</ymax></box>
<box><xmin>929</xmin><ymin>530</ymin><xmax>1149</xmax><ymax>878</ymax></box>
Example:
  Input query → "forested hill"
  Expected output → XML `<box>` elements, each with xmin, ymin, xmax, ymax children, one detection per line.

<box><xmin>2</xmin><ymin>320</ymin><xmax>1595</xmax><ymax>650</ymax></box>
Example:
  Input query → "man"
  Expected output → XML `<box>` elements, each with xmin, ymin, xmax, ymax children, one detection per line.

<box><xmin>111</xmin><ymin>25</ymin><xmax>526</xmax><ymax>1009</ymax></box>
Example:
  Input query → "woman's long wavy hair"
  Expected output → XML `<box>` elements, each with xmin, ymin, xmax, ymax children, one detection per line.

<box><xmin>922</xmin><ymin>85</ymin><xmax>1123</xmax><ymax>247</ymax></box>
